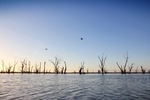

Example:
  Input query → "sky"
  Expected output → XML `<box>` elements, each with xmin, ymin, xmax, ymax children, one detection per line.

<box><xmin>0</xmin><ymin>0</ymin><xmax>150</xmax><ymax>72</ymax></box>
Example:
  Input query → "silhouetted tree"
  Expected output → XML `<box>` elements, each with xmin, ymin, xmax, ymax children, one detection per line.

<box><xmin>39</xmin><ymin>62</ymin><xmax>41</xmax><ymax>73</ymax></box>
<box><xmin>79</xmin><ymin>62</ymin><xmax>85</xmax><ymax>75</ymax></box>
<box><xmin>148</xmin><ymin>69</ymin><xmax>150</xmax><ymax>74</ymax></box>
<box><xmin>116</xmin><ymin>52</ymin><xmax>128</xmax><ymax>74</ymax></box>
<box><xmin>7</xmin><ymin>63</ymin><xmax>12</xmax><ymax>73</ymax></box>
<box><xmin>98</xmin><ymin>70</ymin><xmax>100</xmax><ymax>74</ymax></box>
<box><xmin>34</xmin><ymin>63</ymin><xmax>40</xmax><ymax>74</ymax></box>
<box><xmin>141</xmin><ymin>66</ymin><xmax>145</xmax><ymax>74</ymax></box>
<box><xmin>61</xmin><ymin>66</ymin><xmax>64</xmax><ymax>74</ymax></box>
<box><xmin>28</xmin><ymin>61</ymin><xmax>31</xmax><ymax>73</ymax></box>
<box><xmin>98</xmin><ymin>54</ymin><xmax>107</xmax><ymax>75</ymax></box>
<box><xmin>1</xmin><ymin>60</ymin><xmax>4</xmax><ymax>73</ymax></box>
<box><xmin>31</xmin><ymin>66</ymin><xmax>34</xmax><ymax>73</ymax></box>
<box><xmin>43</xmin><ymin>62</ymin><xmax>46</xmax><ymax>74</ymax></box>
<box><xmin>128</xmin><ymin>63</ymin><xmax>134</xmax><ymax>74</ymax></box>
<box><xmin>20</xmin><ymin>59</ymin><xmax>26</xmax><ymax>74</ymax></box>
<box><xmin>135</xmin><ymin>66</ymin><xmax>138</xmax><ymax>74</ymax></box>
<box><xmin>63</xmin><ymin>61</ymin><xmax>67</xmax><ymax>74</ymax></box>
<box><xmin>87</xmin><ymin>69</ymin><xmax>89</xmax><ymax>74</ymax></box>
<box><xmin>12</xmin><ymin>60</ymin><xmax>18</xmax><ymax>73</ymax></box>
<box><xmin>49</xmin><ymin>57</ymin><xmax>61</xmax><ymax>74</ymax></box>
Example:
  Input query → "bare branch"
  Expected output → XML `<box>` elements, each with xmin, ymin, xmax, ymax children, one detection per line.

<box><xmin>49</xmin><ymin>57</ymin><xmax>61</xmax><ymax>74</ymax></box>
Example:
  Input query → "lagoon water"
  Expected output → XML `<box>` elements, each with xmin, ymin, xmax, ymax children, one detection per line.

<box><xmin>0</xmin><ymin>74</ymin><xmax>150</xmax><ymax>100</ymax></box>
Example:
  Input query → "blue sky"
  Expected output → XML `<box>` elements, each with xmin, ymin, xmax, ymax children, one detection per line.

<box><xmin>0</xmin><ymin>0</ymin><xmax>150</xmax><ymax>72</ymax></box>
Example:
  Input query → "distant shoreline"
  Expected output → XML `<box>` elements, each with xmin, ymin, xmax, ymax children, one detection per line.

<box><xmin>0</xmin><ymin>72</ymin><xmax>150</xmax><ymax>74</ymax></box>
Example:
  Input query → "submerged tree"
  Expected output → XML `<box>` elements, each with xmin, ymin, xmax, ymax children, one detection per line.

<box><xmin>135</xmin><ymin>66</ymin><xmax>139</xmax><ymax>74</ymax></box>
<box><xmin>34</xmin><ymin>63</ymin><xmax>40</xmax><ymax>74</ymax></box>
<box><xmin>28</xmin><ymin>61</ymin><xmax>31</xmax><ymax>73</ymax></box>
<box><xmin>12</xmin><ymin>60</ymin><xmax>18</xmax><ymax>73</ymax></box>
<box><xmin>116</xmin><ymin>52</ymin><xmax>128</xmax><ymax>74</ymax></box>
<box><xmin>79</xmin><ymin>62</ymin><xmax>85</xmax><ymax>75</ymax></box>
<box><xmin>61</xmin><ymin>66</ymin><xmax>64</xmax><ymax>74</ymax></box>
<box><xmin>141</xmin><ymin>66</ymin><xmax>145</xmax><ymax>74</ymax></box>
<box><xmin>43</xmin><ymin>62</ymin><xmax>46</xmax><ymax>74</ymax></box>
<box><xmin>98</xmin><ymin>54</ymin><xmax>107</xmax><ymax>75</ymax></box>
<box><xmin>20</xmin><ymin>59</ymin><xmax>26</xmax><ymax>74</ymax></box>
<box><xmin>128</xmin><ymin>63</ymin><xmax>134</xmax><ymax>74</ymax></box>
<box><xmin>63</xmin><ymin>61</ymin><xmax>67</xmax><ymax>74</ymax></box>
<box><xmin>148</xmin><ymin>69</ymin><xmax>150</xmax><ymax>74</ymax></box>
<box><xmin>49</xmin><ymin>57</ymin><xmax>61</xmax><ymax>74</ymax></box>
<box><xmin>1</xmin><ymin>60</ymin><xmax>5</xmax><ymax>73</ymax></box>
<box><xmin>6</xmin><ymin>63</ymin><xmax>12</xmax><ymax>73</ymax></box>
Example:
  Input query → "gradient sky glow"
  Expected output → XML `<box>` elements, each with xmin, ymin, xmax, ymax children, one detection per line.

<box><xmin>0</xmin><ymin>0</ymin><xmax>150</xmax><ymax>72</ymax></box>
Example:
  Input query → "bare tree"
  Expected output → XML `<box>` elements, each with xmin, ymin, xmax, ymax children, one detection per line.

<box><xmin>141</xmin><ymin>66</ymin><xmax>145</xmax><ymax>74</ymax></box>
<box><xmin>12</xmin><ymin>60</ymin><xmax>18</xmax><ymax>73</ymax></box>
<box><xmin>63</xmin><ymin>61</ymin><xmax>67</xmax><ymax>74</ymax></box>
<box><xmin>28</xmin><ymin>61</ymin><xmax>31</xmax><ymax>73</ymax></box>
<box><xmin>98</xmin><ymin>54</ymin><xmax>107</xmax><ymax>75</ymax></box>
<box><xmin>31</xmin><ymin>66</ymin><xmax>34</xmax><ymax>73</ymax></box>
<box><xmin>148</xmin><ymin>69</ymin><xmax>150</xmax><ymax>74</ymax></box>
<box><xmin>49</xmin><ymin>57</ymin><xmax>61</xmax><ymax>74</ymax></box>
<box><xmin>98</xmin><ymin>70</ymin><xmax>100</xmax><ymax>74</ymax></box>
<box><xmin>34</xmin><ymin>63</ymin><xmax>38</xmax><ymax>73</ymax></box>
<box><xmin>61</xmin><ymin>66</ymin><xmax>64</xmax><ymax>74</ymax></box>
<box><xmin>135</xmin><ymin>66</ymin><xmax>138</xmax><ymax>74</ymax></box>
<box><xmin>79</xmin><ymin>62</ymin><xmax>85</xmax><ymax>75</ymax></box>
<box><xmin>43</xmin><ymin>62</ymin><xmax>46</xmax><ymax>74</ymax></box>
<box><xmin>20</xmin><ymin>59</ymin><xmax>26</xmax><ymax>74</ymax></box>
<box><xmin>128</xmin><ymin>63</ymin><xmax>134</xmax><ymax>74</ymax></box>
<box><xmin>116</xmin><ymin>52</ymin><xmax>128</xmax><ymax>74</ymax></box>
<box><xmin>34</xmin><ymin>63</ymin><xmax>41</xmax><ymax>74</ymax></box>
<box><xmin>7</xmin><ymin>63</ymin><xmax>12</xmax><ymax>73</ymax></box>
<box><xmin>1</xmin><ymin>60</ymin><xmax>5</xmax><ymax>73</ymax></box>
<box><xmin>39</xmin><ymin>62</ymin><xmax>41</xmax><ymax>73</ymax></box>
<box><xmin>87</xmin><ymin>69</ymin><xmax>89</xmax><ymax>74</ymax></box>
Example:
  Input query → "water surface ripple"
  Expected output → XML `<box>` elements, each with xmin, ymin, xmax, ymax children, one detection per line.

<box><xmin>0</xmin><ymin>74</ymin><xmax>150</xmax><ymax>100</ymax></box>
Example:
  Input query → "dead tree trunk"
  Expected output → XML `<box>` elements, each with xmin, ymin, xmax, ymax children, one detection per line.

<box><xmin>61</xmin><ymin>67</ymin><xmax>64</xmax><ymax>74</ymax></box>
<box><xmin>141</xmin><ymin>66</ymin><xmax>145</xmax><ymax>74</ymax></box>
<box><xmin>7</xmin><ymin>63</ymin><xmax>12</xmax><ymax>73</ymax></box>
<box><xmin>28</xmin><ymin>61</ymin><xmax>31</xmax><ymax>73</ymax></box>
<box><xmin>44</xmin><ymin>62</ymin><xmax>46</xmax><ymax>74</ymax></box>
<box><xmin>20</xmin><ymin>59</ymin><xmax>26</xmax><ymax>74</ymax></box>
<box><xmin>49</xmin><ymin>57</ymin><xmax>61</xmax><ymax>74</ymax></box>
<box><xmin>1</xmin><ymin>60</ymin><xmax>5</xmax><ymax>73</ymax></box>
<box><xmin>116</xmin><ymin>52</ymin><xmax>128</xmax><ymax>74</ymax></box>
<box><xmin>13</xmin><ymin>60</ymin><xmax>18</xmax><ymax>73</ymax></box>
<box><xmin>98</xmin><ymin>54</ymin><xmax>107</xmax><ymax>75</ymax></box>
<box><xmin>135</xmin><ymin>67</ymin><xmax>138</xmax><ymax>74</ymax></box>
<box><xmin>63</xmin><ymin>61</ymin><xmax>67</xmax><ymax>74</ymax></box>
<box><xmin>128</xmin><ymin>63</ymin><xmax>134</xmax><ymax>74</ymax></box>
<box><xmin>79</xmin><ymin>62</ymin><xmax>84</xmax><ymax>75</ymax></box>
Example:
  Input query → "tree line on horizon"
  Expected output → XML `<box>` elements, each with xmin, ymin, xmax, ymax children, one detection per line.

<box><xmin>0</xmin><ymin>52</ymin><xmax>150</xmax><ymax>74</ymax></box>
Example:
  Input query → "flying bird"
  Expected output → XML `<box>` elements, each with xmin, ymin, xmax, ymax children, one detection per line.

<box><xmin>80</xmin><ymin>37</ymin><xmax>83</xmax><ymax>40</ymax></box>
<box><xmin>45</xmin><ymin>48</ymin><xmax>48</xmax><ymax>50</ymax></box>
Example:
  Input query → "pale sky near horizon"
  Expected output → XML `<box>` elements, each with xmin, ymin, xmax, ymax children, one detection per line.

<box><xmin>0</xmin><ymin>0</ymin><xmax>150</xmax><ymax>72</ymax></box>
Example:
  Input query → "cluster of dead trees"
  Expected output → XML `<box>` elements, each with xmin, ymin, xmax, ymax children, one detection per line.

<box><xmin>0</xmin><ymin>54</ymin><xmax>149</xmax><ymax>74</ymax></box>
<box><xmin>79</xmin><ymin>62</ymin><xmax>85</xmax><ymax>74</ymax></box>
<box><xmin>98</xmin><ymin>54</ymin><xmax>107</xmax><ymax>74</ymax></box>
<box><xmin>116</xmin><ymin>52</ymin><xmax>148</xmax><ymax>74</ymax></box>
<box><xmin>49</xmin><ymin>57</ymin><xmax>67</xmax><ymax>74</ymax></box>
<box><xmin>1</xmin><ymin>59</ymin><xmax>49</xmax><ymax>74</ymax></box>
<box><xmin>1</xmin><ymin>60</ymin><xmax>18</xmax><ymax>73</ymax></box>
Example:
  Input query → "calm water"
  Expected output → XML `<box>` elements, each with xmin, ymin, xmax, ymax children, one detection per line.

<box><xmin>0</xmin><ymin>74</ymin><xmax>150</xmax><ymax>100</ymax></box>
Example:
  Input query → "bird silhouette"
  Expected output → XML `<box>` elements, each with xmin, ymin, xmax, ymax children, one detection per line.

<box><xmin>81</xmin><ymin>37</ymin><xmax>83</xmax><ymax>40</ymax></box>
<box><xmin>45</xmin><ymin>48</ymin><xmax>48</xmax><ymax>50</ymax></box>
